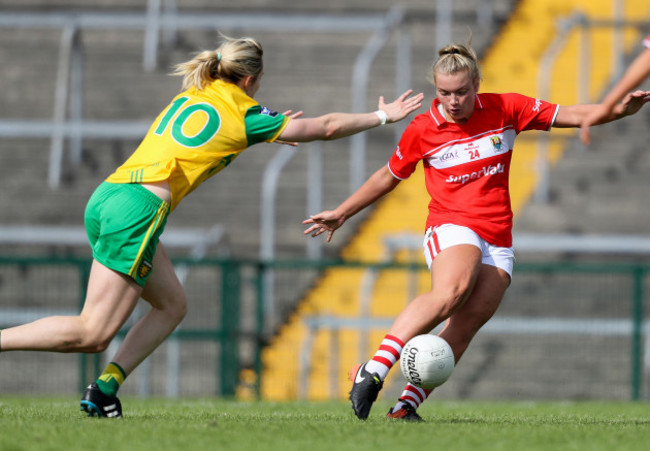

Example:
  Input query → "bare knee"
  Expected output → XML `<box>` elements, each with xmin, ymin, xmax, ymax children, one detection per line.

<box><xmin>433</xmin><ymin>282</ymin><xmax>473</xmax><ymax>319</ymax></box>
<box><xmin>60</xmin><ymin>321</ymin><xmax>116</xmax><ymax>353</ymax></box>
<box><xmin>156</xmin><ymin>291</ymin><xmax>188</xmax><ymax>325</ymax></box>
<box><xmin>80</xmin><ymin>338</ymin><xmax>112</xmax><ymax>353</ymax></box>
<box><xmin>170</xmin><ymin>294</ymin><xmax>188</xmax><ymax>323</ymax></box>
<box><xmin>453</xmin><ymin>312</ymin><xmax>486</xmax><ymax>340</ymax></box>
<box><xmin>447</xmin><ymin>302</ymin><xmax>496</xmax><ymax>347</ymax></box>
<box><xmin>82</xmin><ymin>321</ymin><xmax>121</xmax><ymax>352</ymax></box>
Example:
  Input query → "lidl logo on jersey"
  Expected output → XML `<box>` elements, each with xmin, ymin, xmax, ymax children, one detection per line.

<box><xmin>260</xmin><ymin>106</ymin><xmax>279</xmax><ymax>117</ymax></box>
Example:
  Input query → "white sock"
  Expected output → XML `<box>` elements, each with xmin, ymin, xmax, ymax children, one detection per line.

<box><xmin>393</xmin><ymin>383</ymin><xmax>432</xmax><ymax>411</ymax></box>
<box><xmin>364</xmin><ymin>334</ymin><xmax>404</xmax><ymax>380</ymax></box>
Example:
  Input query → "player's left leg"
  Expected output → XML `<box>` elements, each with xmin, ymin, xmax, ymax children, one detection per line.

<box><xmin>0</xmin><ymin>259</ymin><xmax>142</xmax><ymax>353</ymax></box>
<box><xmin>438</xmin><ymin>264</ymin><xmax>510</xmax><ymax>361</ymax></box>
<box><xmin>388</xmin><ymin>263</ymin><xmax>510</xmax><ymax>420</ymax></box>
<box><xmin>350</xmin><ymin>244</ymin><xmax>483</xmax><ymax>420</ymax></box>
<box><xmin>386</xmin><ymin>394</ymin><xmax>425</xmax><ymax>421</ymax></box>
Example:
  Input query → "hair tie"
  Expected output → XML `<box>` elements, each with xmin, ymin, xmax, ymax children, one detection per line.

<box><xmin>216</xmin><ymin>52</ymin><xmax>222</xmax><ymax>62</ymax></box>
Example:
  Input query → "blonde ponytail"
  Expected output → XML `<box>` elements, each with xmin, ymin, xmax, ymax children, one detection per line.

<box><xmin>172</xmin><ymin>34</ymin><xmax>264</xmax><ymax>91</ymax></box>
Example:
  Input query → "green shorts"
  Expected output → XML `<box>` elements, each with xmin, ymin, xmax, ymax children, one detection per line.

<box><xmin>84</xmin><ymin>181</ymin><xmax>170</xmax><ymax>287</ymax></box>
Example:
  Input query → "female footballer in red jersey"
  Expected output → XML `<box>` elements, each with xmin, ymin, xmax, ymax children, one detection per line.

<box><xmin>581</xmin><ymin>35</ymin><xmax>650</xmax><ymax>144</ymax></box>
<box><xmin>304</xmin><ymin>42</ymin><xmax>650</xmax><ymax>421</ymax></box>
<box><xmin>0</xmin><ymin>35</ymin><xmax>423</xmax><ymax>418</ymax></box>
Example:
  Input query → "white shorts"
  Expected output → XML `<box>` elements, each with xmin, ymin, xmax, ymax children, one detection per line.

<box><xmin>423</xmin><ymin>224</ymin><xmax>515</xmax><ymax>279</ymax></box>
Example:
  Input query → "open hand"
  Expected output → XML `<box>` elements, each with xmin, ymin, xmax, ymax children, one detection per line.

<box><xmin>378</xmin><ymin>89</ymin><xmax>425</xmax><ymax>124</ymax></box>
<box><xmin>580</xmin><ymin>90</ymin><xmax>650</xmax><ymax>145</ymax></box>
<box><xmin>619</xmin><ymin>89</ymin><xmax>650</xmax><ymax>117</ymax></box>
<box><xmin>302</xmin><ymin>210</ymin><xmax>345</xmax><ymax>243</ymax></box>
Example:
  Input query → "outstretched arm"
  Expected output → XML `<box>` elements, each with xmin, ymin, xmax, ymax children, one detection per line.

<box><xmin>580</xmin><ymin>47</ymin><xmax>650</xmax><ymax>144</ymax></box>
<box><xmin>303</xmin><ymin>165</ymin><xmax>401</xmax><ymax>242</ymax></box>
<box><xmin>279</xmin><ymin>89</ymin><xmax>424</xmax><ymax>143</ymax></box>
<box><xmin>553</xmin><ymin>90</ymin><xmax>650</xmax><ymax>129</ymax></box>
<box><xmin>273</xmin><ymin>110</ymin><xmax>303</xmax><ymax>146</ymax></box>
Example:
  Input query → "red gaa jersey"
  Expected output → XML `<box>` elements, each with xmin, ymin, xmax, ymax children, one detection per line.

<box><xmin>388</xmin><ymin>93</ymin><xmax>559</xmax><ymax>247</ymax></box>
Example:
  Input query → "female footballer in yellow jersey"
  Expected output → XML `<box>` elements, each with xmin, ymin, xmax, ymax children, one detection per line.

<box><xmin>0</xmin><ymin>35</ymin><xmax>424</xmax><ymax>417</ymax></box>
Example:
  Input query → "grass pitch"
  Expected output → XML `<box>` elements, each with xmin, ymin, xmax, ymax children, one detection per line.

<box><xmin>0</xmin><ymin>397</ymin><xmax>648</xmax><ymax>451</ymax></box>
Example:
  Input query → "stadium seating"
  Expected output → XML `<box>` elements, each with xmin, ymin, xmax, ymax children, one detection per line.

<box><xmin>260</xmin><ymin>0</ymin><xmax>650</xmax><ymax>400</ymax></box>
<box><xmin>2</xmin><ymin>0</ymin><xmax>649</xmax><ymax>400</ymax></box>
<box><xmin>0</xmin><ymin>0</ymin><xmax>515</xmax><ymax>396</ymax></box>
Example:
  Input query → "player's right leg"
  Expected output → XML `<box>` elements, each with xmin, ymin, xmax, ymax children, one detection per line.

<box><xmin>108</xmin><ymin>243</ymin><xmax>187</xmax><ymax>376</ymax></box>
<box><xmin>80</xmin><ymin>381</ymin><xmax>124</xmax><ymax>418</ymax></box>
<box><xmin>75</xmin><ymin>262</ymin><xmax>141</xmax><ymax>419</ymax></box>
<box><xmin>79</xmin><ymin>181</ymin><xmax>174</xmax><ymax>417</ymax></box>
<box><xmin>350</xmin><ymin>244</ymin><xmax>482</xmax><ymax>420</ymax></box>
<box><xmin>81</xmin><ymin>243</ymin><xmax>187</xmax><ymax>418</ymax></box>
<box><xmin>348</xmin><ymin>362</ymin><xmax>384</xmax><ymax>420</ymax></box>
<box><xmin>387</xmin><ymin>263</ymin><xmax>510</xmax><ymax>420</ymax></box>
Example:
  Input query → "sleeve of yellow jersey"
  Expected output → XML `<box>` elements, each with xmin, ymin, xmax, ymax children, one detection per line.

<box><xmin>244</xmin><ymin>105</ymin><xmax>290</xmax><ymax>146</ymax></box>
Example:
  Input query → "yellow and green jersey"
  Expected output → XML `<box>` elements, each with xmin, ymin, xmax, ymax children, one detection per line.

<box><xmin>106</xmin><ymin>79</ymin><xmax>289</xmax><ymax>210</ymax></box>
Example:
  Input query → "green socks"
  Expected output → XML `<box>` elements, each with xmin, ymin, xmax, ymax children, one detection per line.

<box><xmin>96</xmin><ymin>362</ymin><xmax>127</xmax><ymax>397</ymax></box>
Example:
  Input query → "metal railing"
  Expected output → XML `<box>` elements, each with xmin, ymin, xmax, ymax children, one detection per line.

<box><xmin>0</xmin><ymin>4</ymin><xmax>407</xmax><ymax>190</ymax></box>
<box><xmin>534</xmin><ymin>12</ymin><xmax>650</xmax><ymax>203</ymax></box>
<box><xmin>1</xmin><ymin>255</ymin><xmax>648</xmax><ymax>401</ymax></box>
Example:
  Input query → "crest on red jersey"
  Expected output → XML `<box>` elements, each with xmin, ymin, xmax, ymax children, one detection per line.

<box><xmin>490</xmin><ymin>136</ymin><xmax>502</xmax><ymax>150</ymax></box>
